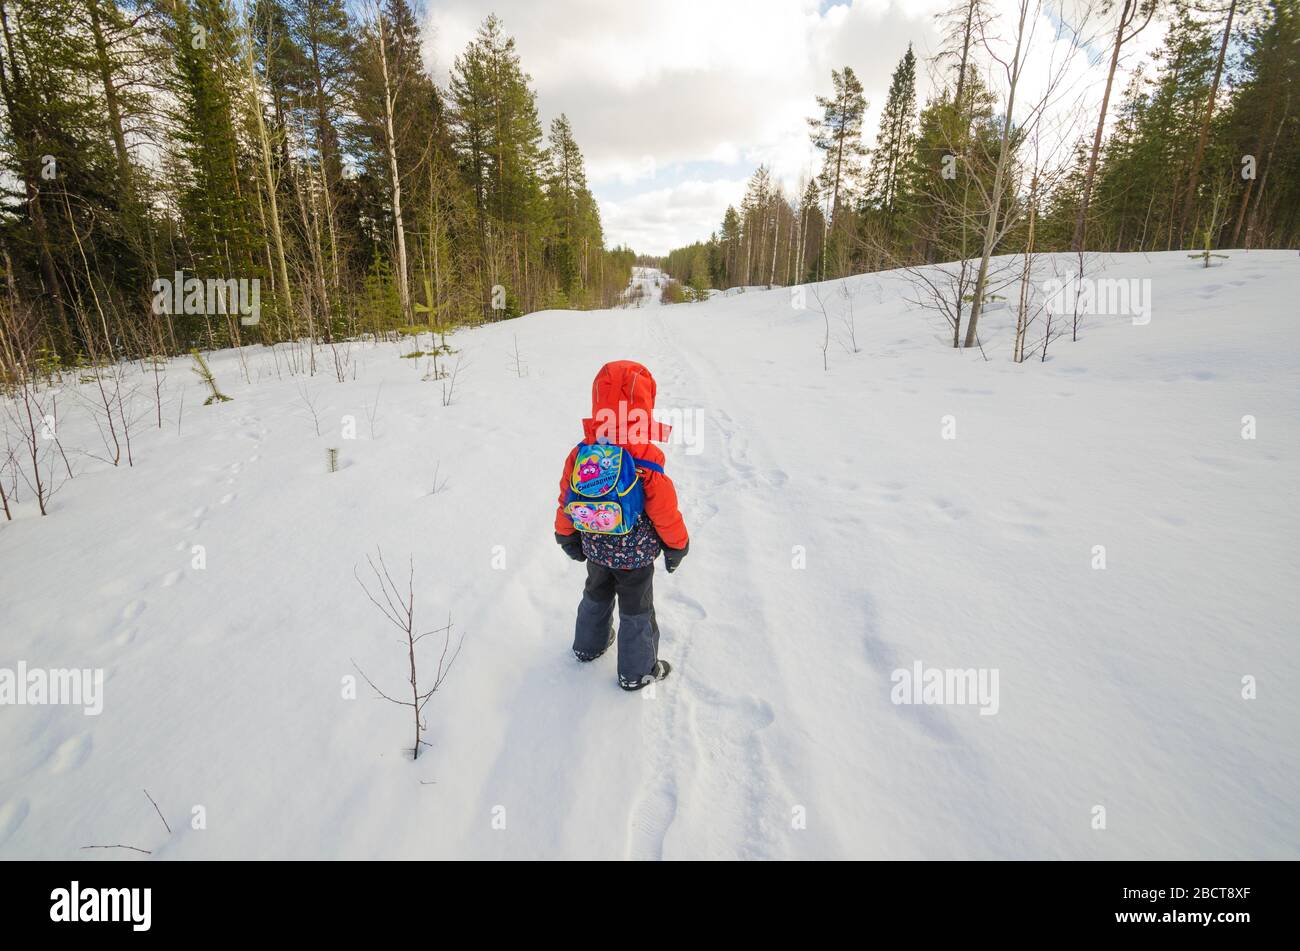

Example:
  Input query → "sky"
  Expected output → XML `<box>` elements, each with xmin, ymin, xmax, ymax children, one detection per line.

<box><xmin>420</xmin><ymin>0</ymin><xmax>1167</xmax><ymax>257</ymax></box>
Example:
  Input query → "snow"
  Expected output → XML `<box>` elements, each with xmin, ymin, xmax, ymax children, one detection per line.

<box><xmin>1</xmin><ymin>251</ymin><xmax>1297</xmax><ymax>859</ymax></box>
<box><xmin>618</xmin><ymin>265</ymin><xmax>664</xmax><ymax>307</ymax></box>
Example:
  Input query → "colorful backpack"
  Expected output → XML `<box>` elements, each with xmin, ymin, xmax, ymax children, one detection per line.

<box><xmin>563</xmin><ymin>441</ymin><xmax>664</xmax><ymax>536</ymax></box>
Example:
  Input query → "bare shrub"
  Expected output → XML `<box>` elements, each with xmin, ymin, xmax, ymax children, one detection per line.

<box><xmin>353</xmin><ymin>550</ymin><xmax>464</xmax><ymax>759</ymax></box>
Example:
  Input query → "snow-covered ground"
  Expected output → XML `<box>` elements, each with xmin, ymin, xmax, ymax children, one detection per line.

<box><xmin>619</xmin><ymin>265</ymin><xmax>664</xmax><ymax>307</ymax></box>
<box><xmin>2</xmin><ymin>252</ymin><xmax>1297</xmax><ymax>859</ymax></box>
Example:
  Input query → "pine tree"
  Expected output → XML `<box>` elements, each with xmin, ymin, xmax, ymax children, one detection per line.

<box><xmin>808</xmin><ymin>66</ymin><xmax>868</xmax><ymax>275</ymax></box>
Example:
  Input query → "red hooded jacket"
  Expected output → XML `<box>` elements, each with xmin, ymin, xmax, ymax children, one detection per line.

<box><xmin>554</xmin><ymin>361</ymin><xmax>689</xmax><ymax>551</ymax></box>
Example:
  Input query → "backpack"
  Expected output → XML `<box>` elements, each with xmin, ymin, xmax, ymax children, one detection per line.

<box><xmin>562</xmin><ymin>441</ymin><xmax>664</xmax><ymax>537</ymax></box>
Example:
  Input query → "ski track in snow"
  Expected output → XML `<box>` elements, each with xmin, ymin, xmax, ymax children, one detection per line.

<box><xmin>622</xmin><ymin>308</ymin><xmax>792</xmax><ymax>860</ymax></box>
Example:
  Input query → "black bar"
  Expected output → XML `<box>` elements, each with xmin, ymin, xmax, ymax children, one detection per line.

<box><xmin>0</xmin><ymin>859</ymin><xmax>1288</xmax><ymax>938</ymax></box>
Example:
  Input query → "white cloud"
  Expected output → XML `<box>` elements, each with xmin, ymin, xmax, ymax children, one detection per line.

<box><xmin>600</xmin><ymin>178</ymin><xmax>749</xmax><ymax>255</ymax></box>
<box><xmin>421</xmin><ymin>0</ymin><xmax>1172</xmax><ymax>254</ymax></box>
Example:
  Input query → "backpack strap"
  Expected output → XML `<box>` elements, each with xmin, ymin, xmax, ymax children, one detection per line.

<box><xmin>632</xmin><ymin>457</ymin><xmax>665</xmax><ymax>475</ymax></box>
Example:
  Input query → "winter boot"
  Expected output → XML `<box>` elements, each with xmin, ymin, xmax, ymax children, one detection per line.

<box><xmin>574</xmin><ymin>622</ymin><xmax>615</xmax><ymax>662</ymax></box>
<box><xmin>620</xmin><ymin>660</ymin><xmax>672</xmax><ymax>691</ymax></box>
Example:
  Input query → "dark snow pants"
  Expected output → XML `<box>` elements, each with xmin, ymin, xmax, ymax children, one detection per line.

<box><xmin>573</xmin><ymin>562</ymin><xmax>659</xmax><ymax>682</ymax></box>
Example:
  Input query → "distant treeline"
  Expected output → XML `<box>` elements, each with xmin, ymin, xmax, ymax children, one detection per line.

<box><xmin>666</xmin><ymin>0</ymin><xmax>1299</xmax><ymax>296</ymax></box>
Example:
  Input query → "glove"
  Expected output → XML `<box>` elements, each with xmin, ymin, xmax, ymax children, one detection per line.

<box><xmin>663</xmin><ymin>541</ymin><xmax>689</xmax><ymax>573</ymax></box>
<box><xmin>556</xmin><ymin>532</ymin><xmax>586</xmax><ymax>562</ymax></box>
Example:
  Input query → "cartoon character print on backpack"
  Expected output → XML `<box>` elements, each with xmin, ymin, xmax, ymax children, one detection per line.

<box><xmin>562</xmin><ymin>442</ymin><xmax>653</xmax><ymax>537</ymax></box>
<box><xmin>567</xmin><ymin>500</ymin><xmax>624</xmax><ymax>534</ymax></box>
<box><xmin>571</xmin><ymin>444</ymin><xmax>622</xmax><ymax>498</ymax></box>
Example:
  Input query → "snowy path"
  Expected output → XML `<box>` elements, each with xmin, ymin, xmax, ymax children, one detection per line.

<box><xmin>620</xmin><ymin>307</ymin><xmax>796</xmax><ymax>859</ymax></box>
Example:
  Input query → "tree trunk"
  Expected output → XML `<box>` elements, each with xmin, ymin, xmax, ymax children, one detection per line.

<box><xmin>963</xmin><ymin>0</ymin><xmax>1029</xmax><ymax>349</ymax></box>
<box><xmin>1073</xmin><ymin>0</ymin><xmax>1143</xmax><ymax>252</ymax></box>
<box><xmin>764</xmin><ymin>205</ymin><xmax>774</xmax><ymax>285</ymax></box>
<box><xmin>1244</xmin><ymin>95</ymin><xmax>1289</xmax><ymax>249</ymax></box>
<box><xmin>244</xmin><ymin>20</ymin><xmax>293</xmax><ymax>322</ymax></box>
<box><xmin>375</xmin><ymin>5</ymin><xmax>412</xmax><ymax>322</ymax></box>
<box><xmin>1178</xmin><ymin>0</ymin><xmax>1237</xmax><ymax>241</ymax></box>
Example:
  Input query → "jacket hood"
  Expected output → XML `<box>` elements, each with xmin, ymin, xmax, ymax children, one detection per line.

<box><xmin>581</xmin><ymin>360</ymin><xmax>671</xmax><ymax>447</ymax></box>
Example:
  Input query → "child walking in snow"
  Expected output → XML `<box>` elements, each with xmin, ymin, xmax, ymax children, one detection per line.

<box><xmin>554</xmin><ymin>361</ymin><xmax>689</xmax><ymax>690</ymax></box>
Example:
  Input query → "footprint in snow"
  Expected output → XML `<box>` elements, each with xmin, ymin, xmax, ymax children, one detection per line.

<box><xmin>626</xmin><ymin>782</ymin><xmax>678</xmax><ymax>862</ymax></box>
<box><xmin>121</xmin><ymin>600</ymin><xmax>146</xmax><ymax>621</ymax></box>
<box><xmin>931</xmin><ymin>498</ymin><xmax>970</xmax><ymax>521</ymax></box>
<box><xmin>47</xmin><ymin>734</ymin><xmax>92</xmax><ymax>775</ymax></box>
<box><xmin>762</xmin><ymin>468</ymin><xmax>790</xmax><ymax>489</ymax></box>
<box><xmin>0</xmin><ymin>798</ymin><xmax>30</xmax><ymax>849</ymax></box>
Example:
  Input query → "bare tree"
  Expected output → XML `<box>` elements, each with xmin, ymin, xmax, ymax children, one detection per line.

<box><xmin>962</xmin><ymin>0</ymin><xmax>1095</xmax><ymax>348</ymax></box>
<box><xmin>3</xmin><ymin>376</ymin><xmax>62</xmax><ymax>515</ymax></box>
<box><xmin>364</xmin><ymin>382</ymin><xmax>383</xmax><ymax>439</ymax></box>
<box><xmin>329</xmin><ymin>338</ymin><xmax>352</xmax><ymax>384</ymax></box>
<box><xmin>1016</xmin><ymin>126</ymin><xmax>1084</xmax><ymax>359</ymax></box>
<box><xmin>837</xmin><ymin>280</ymin><xmax>862</xmax><ymax>353</ymax></box>
<box><xmin>147</xmin><ymin>353</ymin><xmax>166</xmax><ymax>430</ymax></box>
<box><xmin>368</xmin><ymin>0</ymin><xmax>413</xmax><ymax>323</ymax></box>
<box><xmin>1</xmin><ymin>297</ymin><xmax>68</xmax><ymax>511</ymax></box>
<box><xmin>353</xmin><ymin>550</ymin><xmax>464</xmax><ymax>759</ymax></box>
<box><xmin>0</xmin><ymin>453</ymin><xmax>10</xmax><ymax>520</ymax></box>
<box><xmin>295</xmin><ymin>382</ymin><xmax>323</xmax><ymax>436</ymax></box>
<box><xmin>428</xmin><ymin>460</ymin><xmax>450</xmax><ymax>496</ymax></box>
<box><xmin>438</xmin><ymin>353</ymin><xmax>466</xmax><ymax>406</ymax></box>
<box><xmin>508</xmin><ymin>334</ymin><xmax>528</xmax><ymax>377</ymax></box>
<box><xmin>1040</xmin><ymin>301</ymin><xmax>1067</xmax><ymax>362</ymax></box>
<box><xmin>1</xmin><ymin>426</ymin><xmax>19</xmax><ymax>517</ymax></box>
<box><xmin>241</xmin><ymin>7</ymin><xmax>294</xmax><ymax>324</ymax></box>
<box><xmin>886</xmin><ymin>244</ymin><xmax>1014</xmax><ymax>352</ymax></box>
<box><xmin>1014</xmin><ymin>176</ymin><xmax>1040</xmax><ymax>363</ymax></box>
<box><xmin>810</xmin><ymin>286</ymin><xmax>832</xmax><ymax>370</ymax></box>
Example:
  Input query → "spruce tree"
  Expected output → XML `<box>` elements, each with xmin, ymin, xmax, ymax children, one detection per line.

<box><xmin>865</xmin><ymin>45</ymin><xmax>918</xmax><ymax>217</ymax></box>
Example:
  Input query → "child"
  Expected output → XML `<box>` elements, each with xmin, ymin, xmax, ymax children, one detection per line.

<box><xmin>554</xmin><ymin>360</ymin><xmax>689</xmax><ymax>690</ymax></box>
